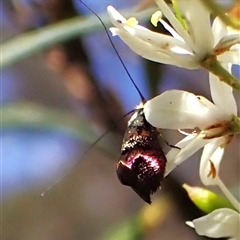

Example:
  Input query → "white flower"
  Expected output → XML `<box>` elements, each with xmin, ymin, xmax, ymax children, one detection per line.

<box><xmin>143</xmin><ymin>66</ymin><xmax>238</xmax><ymax>180</ymax></box>
<box><xmin>186</xmin><ymin>162</ymin><xmax>240</xmax><ymax>239</ymax></box>
<box><xmin>187</xmin><ymin>208</ymin><xmax>240</xmax><ymax>240</ymax></box>
<box><xmin>107</xmin><ymin>0</ymin><xmax>240</xmax><ymax>69</ymax></box>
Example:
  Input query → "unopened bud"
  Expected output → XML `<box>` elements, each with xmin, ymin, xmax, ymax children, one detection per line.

<box><xmin>183</xmin><ymin>184</ymin><xmax>235</xmax><ymax>213</ymax></box>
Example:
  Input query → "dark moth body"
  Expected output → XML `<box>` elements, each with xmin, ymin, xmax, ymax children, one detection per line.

<box><xmin>117</xmin><ymin>104</ymin><xmax>166</xmax><ymax>204</ymax></box>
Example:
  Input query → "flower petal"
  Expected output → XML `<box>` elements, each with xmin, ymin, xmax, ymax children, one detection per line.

<box><xmin>144</xmin><ymin>90</ymin><xmax>220</xmax><ymax>129</ymax></box>
<box><xmin>219</xmin><ymin>47</ymin><xmax>240</xmax><ymax>65</ymax></box>
<box><xmin>211</xmin><ymin>17</ymin><xmax>240</xmax><ymax>65</ymax></box>
<box><xmin>155</xmin><ymin>0</ymin><xmax>194</xmax><ymax>50</ymax></box>
<box><xmin>212</xmin><ymin>17</ymin><xmax>228</xmax><ymax>46</ymax></box>
<box><xmin>159</xmin><ymin>19</ymin><xmax>184</xmax><ymax>42</ymax></box>
<box><xmin>108</xmin><ymin>6</ymin><xmax>199</xmax><ymax>69</ymax></box>
<box><xmin>197</xmin><ymin>95</ymin><xmax>226</xmax><ymax>120</ymax></box>
<box><xmin>116</xmin><ymin>23</ymin><xmax>190</xmax><ymax>53</ymax></box>
<box><xmin>166</xmin><ymin>134</ymin><xmax>208</xmax><ymax>176</ymax></box>
<box><xmin>107</xmin><ymin>5</ymin><xmax>127</xmax><ymax>24</ymax></box>
<box><xmin>199</xmin><ymin>139</ymin><xmax>225</xmax><ymax>186</ymax></box>
<box><xmin>190</xmin><ymin>208</ymin><xmax>240</xmax><ymax>238</ymax></box>
<box><xmin>111</xmin><ymin>27</ymin><xmax>194</xmax><ymax>66</ymax></box>
<box><xmin>176</xmin><ymin>0</ymin><xmax>213</xmax><ymax>55</ymax></box>
<box><xmin>111</xmin><ymin>26</ymin><xmax>200</xmax><ymax>68</ymax></box>
<box><xmin>214</xmin><ymin>34</ymin><xmax>240</xmax><ymax>53</ymax></box>
<box><xmin>209</xmin><ymin>69</ymin><xmax>237</xmax><ymax>115</ymax></box>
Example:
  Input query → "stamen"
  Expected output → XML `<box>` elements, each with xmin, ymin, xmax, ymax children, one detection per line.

<box><xmin>207</xmin><ymin>160</ymin><xmax>216</xmax><ymax>179</ymax></box>
<box><xmin>126</xmin><ymin>17</ymin><xmax>138</xmax><ymax>26</ymax></box>
<box><xmin>151</xmin><ymin>11</ymin><xmax>162</xmax><ymax>27</ymax></box>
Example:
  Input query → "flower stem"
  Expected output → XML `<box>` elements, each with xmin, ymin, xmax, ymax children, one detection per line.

<box><xmin>216</xmin><ymin>176</ymin><xmax>240</xmax><ymax>212</ymax></box>
<box><xmin>201</xmin><ymin>56</ymin><xmax>240</xmax><ymax>92</ymax></box>
<box><xmin>200</xmin><ymin>0</ymin><xmax>240</xmax><ymax>29</ymax></box>
<box><xmin>230</xmin><ymin>115</ymin><xmax>240</xmax><ymax>134</ymax></box>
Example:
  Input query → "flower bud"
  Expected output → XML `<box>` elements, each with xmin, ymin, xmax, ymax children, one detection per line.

<box><xmin>183</xmin><ymin>184</ymin><xmax>235</xmax><ymax>213</ymax></box>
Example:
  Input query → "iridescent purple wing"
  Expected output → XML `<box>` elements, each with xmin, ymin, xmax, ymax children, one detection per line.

<box><xmin>117</xmin><ymin>106</ymin><xmax>166</xmax><ymax>204</ymax></box>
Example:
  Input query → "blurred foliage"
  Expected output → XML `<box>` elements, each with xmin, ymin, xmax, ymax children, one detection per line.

<box><xmin>1</xmin><ymin>6</ymin><xmax>156</xmax><ymax>68</ymax></box>
<box><xmin>201</xmin><ymin>0</ymin><xmax>240</xmax><ymax>29</ymax></box>
<box><xmin>2</xmin><ymin>102</ymin><xmax>96</xmax><ymax>142</ymax></box>
<box><xmin>101</xmin><ymin>196</ymin><xmax>173</xmax><ymax>240</ymax></box>
<box><xmin>2</xmin><ymin>102</ymin><xmax>122</xmax><ymax>162</ymax></box>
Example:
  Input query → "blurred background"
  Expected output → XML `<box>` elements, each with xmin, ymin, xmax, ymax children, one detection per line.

<box><xmin>1</xmin><ymin>0</ymin><xmax>239</xmax><ymax>239</ymax></box>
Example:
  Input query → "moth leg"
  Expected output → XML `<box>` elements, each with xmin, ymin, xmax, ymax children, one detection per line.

<box><xmin>157</xmin><ymin>131</ymin><xmax>181</xmax><ymax>150</ymax></box>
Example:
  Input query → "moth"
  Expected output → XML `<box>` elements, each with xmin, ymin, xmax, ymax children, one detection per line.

<box><xmin>117</xmin><ymin>102</ymin><xmax>167</xmax><ymax>204</ymax></box>
<box><xmin>80</xmin><ymin>0</ymin><xmax>168</xmax><ymax>204</ymax></box>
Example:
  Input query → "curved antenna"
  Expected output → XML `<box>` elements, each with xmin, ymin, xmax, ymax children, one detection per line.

<box><xmin>40</xmin><ymin>110</ymin><xmax>135</xmax><ymax>197</ymax></box>
<box><xmin>78</xmin><ymin>0</ymin><xmax>145</xmax><ymax>102</ymax></box>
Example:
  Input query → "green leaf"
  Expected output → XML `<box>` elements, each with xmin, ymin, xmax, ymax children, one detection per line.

<box><xmin>1</xmin><ymin>102</ymin><xmax>119</xmax><ymax>158</ymax></box>
<box><xmin>1</xmin><ymin>7</ymin><xmax>156</xmax><ymax>68</ymax></box>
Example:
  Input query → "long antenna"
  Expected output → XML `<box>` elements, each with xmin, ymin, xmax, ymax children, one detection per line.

<box><xmin>79</xmin><ymin>0</ymin><xmax>145</xmax><ymax>102</ymax></box>
<box><xmin>40</xmin><ymin>110</ymin><xmax>135</xmax><ymax>197</ymax></box>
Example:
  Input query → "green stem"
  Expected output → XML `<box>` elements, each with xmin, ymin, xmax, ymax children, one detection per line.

<box><xmin>200</xmin><ymin>0</ymin><xmax>240</xmax><ymax>29</ymax></box>
<box><xmin>1</xmin><ymin>7</ymin><xmax>155</xmax><ymax>68</ymax></box>
<box><xmin>1</xmin><ymin>101</ymin><xmax>122</xmax><ymax>190</ymax></box>
<box><xmin>1</xmin><ymin>102</ymin><xmax>96</xmax><ymax>143</ymax></box>
<box><xmin>201</xmin><ymin>55</ymin><xmax>240</xmax><ymax>92</ymax></box>
<box><xmin>1</xmin><ymin>15</ymin><xmax>96</xmax><ymax>68</ymax></box>
<box><xmin>229</xmin><ymin>115</ymin><xmax>240</xmax><ymax>134</ymax></box>
<box><xmin>1</xmin><ymin>102</ymin><xmax>119</xmax><ymax>158</ymax></box>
